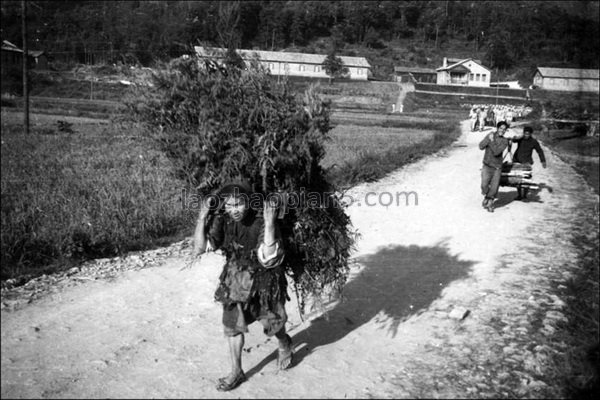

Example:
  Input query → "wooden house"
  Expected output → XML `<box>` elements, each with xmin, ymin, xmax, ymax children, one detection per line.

<box><xmin>436</xmin><ymin>57</ymin><xmax>491</xmax><ymax>87</ymax></box>
<box><xmin>533</xmin><ymin>67</ymin><xmax>599</xmax><ymax>92</ymax></box>
<box><xmin>393</xmin><ymin>66</ymin><xmax>437</xmax><ymax>83</ymax></box>
<box><xmin>194</xmin><ymin>46</ymin><xmax>372</xmax><ymax>81</ymax></box>
<box><xmin>1</xmin><ymin>40</ymin><xmax>47</xmax><ymax>70</ymax></box>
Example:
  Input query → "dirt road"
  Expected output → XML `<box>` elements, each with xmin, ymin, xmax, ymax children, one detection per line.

<box><xmin>2</xmin><ymin>121</ymin><xmax>598</xmax><ymax>398</ymax></box>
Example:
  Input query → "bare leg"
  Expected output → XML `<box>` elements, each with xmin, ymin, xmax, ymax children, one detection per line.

<box><xmin>216</xmin><ymin>333</ymin><xmax>246</xmax><ymax>391</ymax></box>
<box><xmin>275</xmin><ymin>327</ymin><xmax>293</xmax><ymax>370</ymax></box>
<box><xmin>227</xmin><ymin>333</ymin><xmax>244</xmax><ymax>379</ymax></box>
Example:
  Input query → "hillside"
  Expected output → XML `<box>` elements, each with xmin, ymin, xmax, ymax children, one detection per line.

<box><xmin>1</xmin><ymin>1</ymin><xmax>598</xmax><ymax>86</ymax></box>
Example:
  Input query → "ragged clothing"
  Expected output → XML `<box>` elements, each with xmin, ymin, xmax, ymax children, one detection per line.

<box><xmin>207</xmin><ymin>209</ymin><xmax>287</xmax><ymax>324</ymax></box>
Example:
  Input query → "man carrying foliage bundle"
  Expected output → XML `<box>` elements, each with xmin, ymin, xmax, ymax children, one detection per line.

<box><xmin>190</xmin><ymin>182</ymin><xmax>293</xmax><ymax>391</ymax></box>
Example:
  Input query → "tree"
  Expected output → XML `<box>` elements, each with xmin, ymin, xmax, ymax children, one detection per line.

<box><xmin>363</xmin><ymin>27</ymin><xmax>385</xmax><ymax>49</ymax></box>
<box><xmin>486</xmin><ymin>31</ymin><xmax>514</xmax><ymax>70</ymax></box>
<box><xmin>289</xmin><ymin>8</ymin><xmax>307</xmax><ymax>46</ymax></box>
<box><xmin>322</xmin><ymin>51</ymin><xmax>348</xmax><ymax>84</ymax></box>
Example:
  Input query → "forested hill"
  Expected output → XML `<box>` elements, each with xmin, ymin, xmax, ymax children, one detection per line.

<box><xmin>1</xmin><ymin>1</ymin><xmax>599</xmax><ymax>81</ymax></box>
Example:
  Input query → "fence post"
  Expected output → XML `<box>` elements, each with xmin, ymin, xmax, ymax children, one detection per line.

<box><xmin>22</xmin><ymin>0</ymin><xmax>29</xmax><ymax>135</ymax></box>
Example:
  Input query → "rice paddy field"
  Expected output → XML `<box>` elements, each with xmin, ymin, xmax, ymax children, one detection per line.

<box><xmin>0</xmin><ymin>108</ymin><xmax>458</xmax><ymax>280</ymax></box>
<box><xmin>321</xmin><ymin>124</ymin><xmax>437</xmax><ymax>170</ymax></box>
<box><xmin>0</xmin><ymin>110</ymin><xmax>193</xmax><ymax>280</ymax></box>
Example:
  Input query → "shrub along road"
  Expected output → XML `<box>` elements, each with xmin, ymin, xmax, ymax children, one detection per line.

<box><xmin>1</xmin><ymin>121</ymin><xmax>598</xmax><ymax>398</ymax></box>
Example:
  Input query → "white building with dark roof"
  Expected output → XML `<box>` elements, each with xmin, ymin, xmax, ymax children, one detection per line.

<box><xmin>533</xmin><ymin>67</ymin><xmax>599</xmax><ymax>92</ymax></box>
<box><xmin>436</xmin><ymin>57</ymin><xmax>491</xmax><ymax>87</ymax></box>
<box><xmin>194</xmin><ymin>46</ymin><xmax>371</xmax><ymax>80</ymax></box>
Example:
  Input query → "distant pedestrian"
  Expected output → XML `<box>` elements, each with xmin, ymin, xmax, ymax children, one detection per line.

<box><xmin>470</xmin><ymin>107</ymin><xmax>478</xmax><ymax>131</ymax></box>
<box><xmin>479</xmin><ymin>121</ymin><xmax>510</xmax><ymax>212</ymax></box>
<box><xmin>478</xmin><ymin>107</ymin><xmax>487</xmax><ymax>131</ymax></box>
<box><xmin>506</xmin><ymin>108</ymin><xmax>514</xmax><ymax>125</ymax></box>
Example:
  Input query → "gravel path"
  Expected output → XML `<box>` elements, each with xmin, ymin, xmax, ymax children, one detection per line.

<box><xmin>1</xmin><ymin>120</ymin><xmax>598</xmax><ymax>398</ymax></box>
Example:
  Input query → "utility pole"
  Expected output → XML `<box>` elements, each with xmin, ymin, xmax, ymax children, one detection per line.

<box><xmin>495</xmin><ymin>67</ymin><xmax>499</xmax><ymax>108</ymax></box>
<box><xmin>22</xmin><ymin>0</ymin><xmax>29</xmax><ymax>135</ymax></box>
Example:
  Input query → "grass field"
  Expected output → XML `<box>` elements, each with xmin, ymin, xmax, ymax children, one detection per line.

<box><xmin>0</xmin><ymin>107</ymin><xmax>461</xmax><ymax>280</ymax></box>
<box><xmin>322</xmin><ymin>124</ymin><xmax>437</xmax><ymax>170</ymax></box>
<box><xmin>538</xmin><ymin>130</ymin><xmax>599</xmax><ymax>195</ymax></box>
<box><xmin>324</xmin><ymin>120</ymin><xmax>461</xmax><ymax>188</ymax></box>
<box><xmin>1</xmin><ymin>111</ymin><xmax>194</xmax><ymax>281</ymax></box>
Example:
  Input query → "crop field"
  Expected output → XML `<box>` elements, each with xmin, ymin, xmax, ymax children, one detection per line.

<box><xmin>0</xmin><ymin>111</ymin><xmax>193</xmax><ymax>280</ymax></box>
<box><xmin>322</xmin><ymin>124</ymin><xmax>437</xmax><ymax>170</ymax></box>
<box><xmin>0</xmin><ymin>66</ymin><xmax>471</xmax><ymax>280</ymax></box>
<box><xmin>0</xmin><ymin>107</ymin><xmax>460</xmax><ymax>279</ymax></box>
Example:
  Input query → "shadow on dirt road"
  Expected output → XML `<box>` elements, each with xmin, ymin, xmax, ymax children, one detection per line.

<box><xmin>245</xmin><ymin>242</ymin><xmax>474</xmax><ymax>378</ymax></box>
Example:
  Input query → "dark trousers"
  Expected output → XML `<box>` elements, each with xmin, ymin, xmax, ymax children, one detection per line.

<box><xmin>517</xmin><ymin>185</ymin><xmax>530</xmax><ymax>198</ymax></box>
<box><xmin>481</xmin><ymin>164</ymin><xmax>502</xmax><ymax>199</ymax></box>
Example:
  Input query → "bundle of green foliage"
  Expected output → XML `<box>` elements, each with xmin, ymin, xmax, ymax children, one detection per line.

<box><xmin>124</xmin><ymin>53</ymin><xmax>356</xmax><ymax>316</ymax></box>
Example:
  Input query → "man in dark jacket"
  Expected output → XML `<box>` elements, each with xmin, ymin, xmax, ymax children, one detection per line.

<box><xmin>511</xmin><ymin>126</ymin><xmax>547</xmax><ymax>200</ymax></box>
<box><xmin>479</xmin><ymin>121</ymin><xmax>510</xmax><ymax>212</ymax></box>
<box><xmin>190</xmin><ymin>183</ymin><xmax>292</xmax><ymax>391</ymax></box>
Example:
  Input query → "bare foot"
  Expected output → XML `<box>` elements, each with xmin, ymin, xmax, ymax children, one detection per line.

<box><xmin>216</xmin><ymin>370</ymin><xmax>246</xmax><ymax>391</ymax></box>
<box><xmin>278</xmin><ymin>335</ymin><xmax>293</xmax><ymax>370</ymax></box>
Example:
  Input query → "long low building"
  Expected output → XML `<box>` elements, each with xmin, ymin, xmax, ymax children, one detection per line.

<box><xmin>393</xmin><ymin>66</ymin><xmax>437</xmax><ymax>83</ymax></box>
<box><xmin>533</xmin><ymin>67</ymin><xmax>599</xmax><ymax>92</ymax></box>
<box><xmin>194</xmin><ymin>46</ymin><xmax>371</xmax><ymax>81</ymax></box>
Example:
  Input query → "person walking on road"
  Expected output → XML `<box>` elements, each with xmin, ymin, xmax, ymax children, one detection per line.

<box><xmin>470</xmin><ymin>107</ymin><xmax>479</xmax><ymax>132</ymax></box>
<box><xmin>190</xmin><ymin>182</ymin><xmax>293</xmax><ymax>391</ymax></box>
<box><xmin>479</xmin><ymin>121</ymin><xmax>510</xmax><ymax>212</ymax></box>
<box><xmin>511</xmin><ymin>126</ymin><xmax>547</xmax><ymax>200</ymax></box>
<box><xmin>478</xmin><ymin>107</ymin><xmax>487</xmax><ymax>132</ymax></box>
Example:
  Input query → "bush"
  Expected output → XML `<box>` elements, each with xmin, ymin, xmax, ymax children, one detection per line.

<box><xmin>1</xmin><ymin>65</ymin><xmax>24</xmax><ymax>95</ymax></box>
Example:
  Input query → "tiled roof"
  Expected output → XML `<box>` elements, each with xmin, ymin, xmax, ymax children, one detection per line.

<box><xmin>447</xmin><ymin>58</ymin><xmax>482</xmax><ymax>65</ymax></box>
<box><xmin>1</xmin><ymin>40</ymin><xmax>22</xmax><ymax>53</ymax></box>
<box><xmin>2</xmin><ymin>40</ymin><xmax>44</xmax><ymax>57</ymax></box>
<box><xmin>394</xmin><ymin>66</ymin><xmax>437</xmax><ymax>74</ymax></box>
<box><xmin>437</xmin><ymin>58</ymin><xmax>490</xmax><ymax>72</ymax></box>
<box><xmin>536</xmin><ymin>67</ymin><xmax>599</xmax><ymax>80</ymax></box>
<box><xmin>194</xmin><ymin>46</ymin><xmax>371</xmax><ymax>68</ymax></box>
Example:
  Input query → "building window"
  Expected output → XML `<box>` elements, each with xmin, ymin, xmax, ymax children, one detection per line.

<box><xmin>475</xmin><ymin>73</ymin><xmax>480</xmax><ymax>81</ymax></box>
<box><xmin>269</xmin><ymin>63</ymin><xmax>274</xmax><ymax>70</ymax></box>
<box><xmin>299</xmin><ymin>64</ymin><xmax>305</xmax><ymax>71</ymax></box>
<box><xmin>315</xmin><ymin>65</ymin><xmax>321</xmax><ymax>72</ymax></box>
<box><xmin>482</xmin><ymin>74</ymin><xmax>486</xmax><ymax>81</ymax></box>
<box><xmin>469</xmin><ymin>73</ymin><xmax>474</xmax><ymax>81</ymax></box>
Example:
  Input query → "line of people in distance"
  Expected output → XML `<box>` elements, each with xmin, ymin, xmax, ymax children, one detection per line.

<box><xmin>469</xmin><ymin>104</ymin><xmax>534</xmax><ymax>132</ymax></box>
